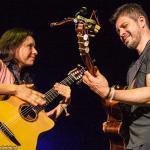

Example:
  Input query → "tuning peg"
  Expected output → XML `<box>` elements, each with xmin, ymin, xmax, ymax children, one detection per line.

<box><xmin>83</xmin><ymin>34</ymin><xmax>88</xmax><ymax>40</ymax></box>
<box><xmin>85</xmin><ymin>47</ymin><xmax>89</xmax><ymax>53</ymax></box>
<box><xmin>94</xmin><ymin>24</ymin><xmax>101</xmax><ymax>33</ymax></box>
<box><xmin>84</xmin><ymin>41</ymin><xmax>89</xmax><ymax>47</ymax></box>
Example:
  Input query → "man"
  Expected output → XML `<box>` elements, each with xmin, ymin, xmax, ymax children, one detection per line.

<box><xmin>0</xmin><ymin>28</ymin><xmax>71</xmax><ymax>122</ymax></box>
<box><xmin>83</xmin><ymin>3</ymin><xmax>150</xmax><ymax>150</ymax></box>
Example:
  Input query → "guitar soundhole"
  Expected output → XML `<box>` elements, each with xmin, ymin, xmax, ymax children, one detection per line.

<box><xmin>19</xmin><ymin>104</ymin><xmax>38</xmax><ymax>122</ymax></box>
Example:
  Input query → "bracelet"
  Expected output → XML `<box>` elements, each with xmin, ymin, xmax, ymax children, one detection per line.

<box><xmin>108</xmin><ymin>87</ymin><xmax>115</xmax><ymax>102</ymax></box>
<box><xmin>103</xmin><ymin>87</ymin><xmax>111</xmax><ymax>99</ymax></box>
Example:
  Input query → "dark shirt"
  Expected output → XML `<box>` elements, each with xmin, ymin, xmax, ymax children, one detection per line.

<box><xmin>126</xmin><ymin>41</ymin><xmax>150</xmax><ymax>149</ymax></box>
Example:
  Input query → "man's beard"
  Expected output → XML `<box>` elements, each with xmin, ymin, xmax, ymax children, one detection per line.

<box><xmin>126</xmin><ymin>39</ymin><xmax>139</xmax><ymax>50</ymax></box>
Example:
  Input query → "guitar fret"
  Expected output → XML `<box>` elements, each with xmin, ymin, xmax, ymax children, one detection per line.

<box><xmin>46</xmin><ymin>89</ymin><xmax>58</xmax><ymax>100</ymax></box>
<box><xmin>61</xmin><ymin>77</ymin><xmax>74</xmax><ymax>85</ymax></box>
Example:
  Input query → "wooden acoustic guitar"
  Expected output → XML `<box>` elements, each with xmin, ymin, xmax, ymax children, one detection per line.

<box><xmin>75</xmin><ymin>22</ymin><xmax>126</xmax><ymax>150</ymax></box>
<box><xmin>0</xmin><ymin>65</ymin><xmax>85</xmax><ymax>150</ymax></box>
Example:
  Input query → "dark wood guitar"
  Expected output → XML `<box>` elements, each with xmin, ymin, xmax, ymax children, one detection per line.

<box><xmin>75</xmin><ymin>22</ymin><xmax>126</xmax><ymax>150</ymax></box>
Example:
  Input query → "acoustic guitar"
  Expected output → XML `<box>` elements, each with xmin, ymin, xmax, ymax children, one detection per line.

<box><xmin>75</xmin><ymin>21</ymin><xmax>126</xmax><ymax>150</ymax></box>
<box><xmin>0</xmin><ymin>65</ymin><xmax>85</xmax><ymax>150</ymax></box>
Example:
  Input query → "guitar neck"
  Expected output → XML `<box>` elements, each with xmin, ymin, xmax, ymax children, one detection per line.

<box><xmin>45</xmin><ymin>76</ymin><xmax>74</xmax><ymax>103</ymax></box>
<box><xmin>81</xmin><ymin>53</ymin><xmax>96</xmax><ymax>76</ymax></box>
<box><xmin>34</xmin><ymin>75</ymin><xmax>75</xmax><ymax>112</ymax></box>
<box><xmin>32</xmin><ymin>66</ymin><xmax>84</xmax><ymax>112</ymax></box>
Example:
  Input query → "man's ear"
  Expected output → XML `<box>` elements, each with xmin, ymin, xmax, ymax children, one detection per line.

<box><xmin>138</xmin><ymin>16</ymin><xmax>146</xmax><ymax>28</ymax></box>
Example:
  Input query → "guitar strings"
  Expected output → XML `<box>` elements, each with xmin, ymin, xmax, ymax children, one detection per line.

<box><xmin>0</xmin><ymin>76</ymin><xmax>74</xmax><ymax>137</ymax></box>
<box><xmin>0</xmin><ymin>90</ymin><xmax>57</xmax><ymax>140</ymax></box>
<box><xmin>0</xmin><ymin>88</ymin><xmax>59</xmax><ymax>140</ymax></box>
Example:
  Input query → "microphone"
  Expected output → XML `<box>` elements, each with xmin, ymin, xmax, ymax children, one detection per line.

<box><xmin>75</xmin><ymin>7</ymin><xmax>88</xmax><ymax>17</ymax></box>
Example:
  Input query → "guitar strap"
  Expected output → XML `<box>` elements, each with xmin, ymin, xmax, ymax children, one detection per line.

<box><xmin>127</xmin><ymin>40</ymin><xmax>150</xmax><ymax>85</ymax></box>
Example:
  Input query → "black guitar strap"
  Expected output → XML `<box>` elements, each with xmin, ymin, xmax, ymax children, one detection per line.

<box><xmin>127</xmin><ymin>40</ymin><xmax>150</xmax><ymax>85</ymax></box>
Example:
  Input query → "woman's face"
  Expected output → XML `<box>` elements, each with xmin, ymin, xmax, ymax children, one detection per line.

<box><xmin>15</xmin><ymin>36</ymin><xmax>38</xmax><ymax>68</ymax></box>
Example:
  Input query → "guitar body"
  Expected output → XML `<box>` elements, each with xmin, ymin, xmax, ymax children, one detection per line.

<box><xmin>0</xmin><ymin>96</ymin><xmax>54</xmax><ymax>150</ymax></box>
<box><xmin>103</xmin><ymin>100</ymin><xmax>126</xmax><ymax>150</ymax></box>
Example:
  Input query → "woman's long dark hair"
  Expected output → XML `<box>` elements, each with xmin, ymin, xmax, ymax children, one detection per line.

<box><xmin>0</xmin><ymin>28</ymin><xmax>33</xmax><ymax>63</ymax></box>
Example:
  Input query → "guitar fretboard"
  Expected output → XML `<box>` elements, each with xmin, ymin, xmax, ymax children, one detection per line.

<box><xmin>33</xmin><ymin>70</ymin><xmax>80</xmax><ymax>112</ymax></box>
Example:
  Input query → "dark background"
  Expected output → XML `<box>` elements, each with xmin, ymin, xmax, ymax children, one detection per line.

<box><xmin>1</xmin><ymin>0</ymin><xmax>149</xmax><ymax>150</ymax></box>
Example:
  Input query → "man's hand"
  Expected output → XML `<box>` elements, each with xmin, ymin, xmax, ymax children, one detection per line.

<box><xmin>82</xmin><ymin>70</ymin><xmax>110</xmax><ymax>98</ymax></box>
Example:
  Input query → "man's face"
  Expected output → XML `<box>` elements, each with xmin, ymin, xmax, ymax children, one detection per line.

<box><xmin>15</xmin><ymin>36</ymin><xmax>38</xmax><ymax>68</ymax></box>
<box><xmin>115</xmin><ymin>15</ymin><xmax>142</xmax><ymax>49</ymax></box>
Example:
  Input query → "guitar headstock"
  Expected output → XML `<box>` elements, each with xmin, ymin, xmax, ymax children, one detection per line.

<box><xmin>68</xmin><ymin>65</ymin><xmax>85</xmax><ymax>84</ymax></box>
<box><xmin>75</xmin><ymin>11</ymin><xmax>100</xmax><ymax>55</ymax></box>
<box><xmin>75</xmin><ymin>10</ymin><xmax>100</xmax><ymax>76</ymax></box>
<box><xmin>75</xmin><ymin>23</ymin><xmax>97</xmax><ymax>76</ymax></box>
<box><xmin>76</xmin><ymin>23</ymin><xmax>90</xmax><ymax>55</ymax></box>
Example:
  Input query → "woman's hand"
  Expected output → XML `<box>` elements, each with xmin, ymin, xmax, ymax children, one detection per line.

<box><xmin>46</xmin><ymin>83</ymin><xmax>71</xmax><ymax>119</ymax></box>
<box><xmin>54</xmin><ymin>83</ymin><xmax>71</xmax><ymax>104</ymax></box>
<box><xmin>14</xmin><ymin>84</ymin><xmax>45</xmax><ymax>106</ymax></box>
